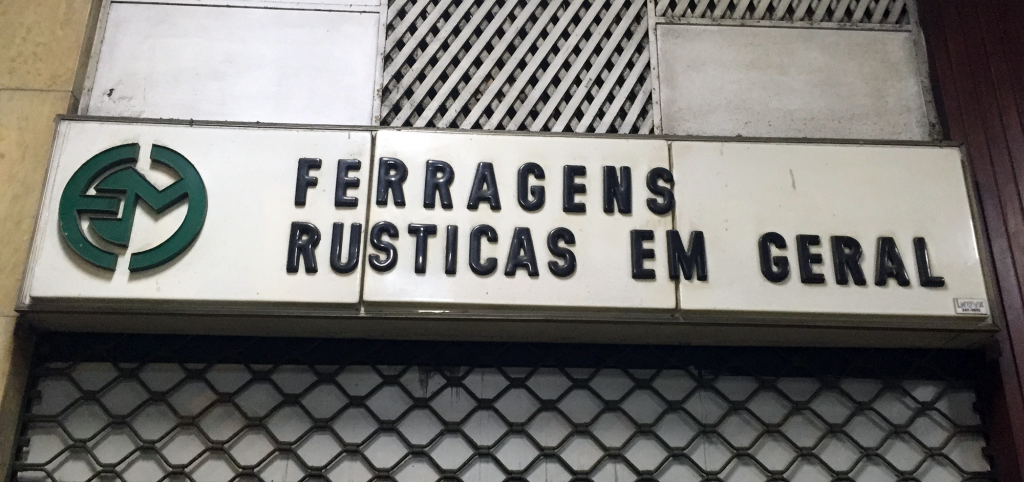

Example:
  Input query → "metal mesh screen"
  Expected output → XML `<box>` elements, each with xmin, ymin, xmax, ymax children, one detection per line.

<box><xmin>380</xmin><ymin>0</ymin><xmax>655</xmax><ymax>133</ymax></box>
<box><xmin>15</xmin><ymin>335</ymin><xmax>994</xmax><ymax>482</ymax></box>
<box><xmin>653</xmin><ymin>0</ymin><xmax>911</xmax><ymax>24</ymax></box>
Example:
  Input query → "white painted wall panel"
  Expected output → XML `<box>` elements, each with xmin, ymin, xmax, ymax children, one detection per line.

<box><xmin>112</xmin><ymin>0</ymin><xmax>379</xmax><ymax>9</ymax></box>
<box><xmin>87</xmin><ymin>3</ymin><xmax>379</xmax><ymax>125</ymax></box>
<box><xmin>657</xmin><ymin>25</ymin><xmax>932</xmax><ymax>140</ymax></box>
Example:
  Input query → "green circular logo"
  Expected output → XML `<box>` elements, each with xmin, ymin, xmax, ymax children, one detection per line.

<box><xmin>59</xmin><ymin>143</ymin><xmax>207</xmax><ymax>272</ymax></box>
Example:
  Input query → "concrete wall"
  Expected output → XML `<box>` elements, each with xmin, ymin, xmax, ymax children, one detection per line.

<box><xmin>0</xmin><ymin>0</ymin><xmax>101</xmax><ymax>476</ymax></box>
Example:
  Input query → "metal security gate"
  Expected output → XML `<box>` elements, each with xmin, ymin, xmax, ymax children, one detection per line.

<box><xmin>12</xmin><ymin>334</ymin><xmax>994</xmax><ymax>481</ymax></box>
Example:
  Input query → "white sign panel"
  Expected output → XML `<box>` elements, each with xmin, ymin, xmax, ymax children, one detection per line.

<box><xmin>362</xmin><ymin>131</ymin><xmax>676</xmax><ymax>311</ymax></box>
<box><xmin>672</xmin><ymin>142</ymin><xmax>988</xmax><ymax>319</ymax></box>
<box><xmin>19</xmin><ymin>120</ymin><xmax>992</xmax><ymax>335</ymax></box>
<box><xmin>22</xmin><ymin>120</ymin><xmax>370</xmax><ymax>310</ymax></box>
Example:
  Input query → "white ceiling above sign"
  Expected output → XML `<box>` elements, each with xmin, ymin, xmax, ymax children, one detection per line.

<box><xmin>18</xmin><ymin>119</ymin><xmax>995</xmax><ymax>345</ymax></box>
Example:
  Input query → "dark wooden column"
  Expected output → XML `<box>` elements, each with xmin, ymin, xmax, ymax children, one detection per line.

<box><xmin>918</xmin><ymin>0</ymin><xmax>1024</xmax><ymax>479</ymax></box>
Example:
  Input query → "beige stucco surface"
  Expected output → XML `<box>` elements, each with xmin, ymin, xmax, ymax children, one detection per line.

<box><xmin>0</xmin><ymin>0</ymin><xmax>99</xmax><ymax>476</ymax></box>
<box><xmin>0</xmin><ymin>90</ymin><xmax>73</xmax><ymax>313</ymax></box>
<box><xmin>0</xmin><ymin>317</ymin><xmax>14</xmax><ymax>464</ymax></box>
<box><xmin>0</xmin><ymin>0</ymin><xmax>95</xmax><ymax>91</ymax></box>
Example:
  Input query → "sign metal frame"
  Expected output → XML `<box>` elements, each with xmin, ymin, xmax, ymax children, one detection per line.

<box><xmin>16</xmin><ymin>116</ymin><xmax>998</xmax><ymax>347</ymax></box>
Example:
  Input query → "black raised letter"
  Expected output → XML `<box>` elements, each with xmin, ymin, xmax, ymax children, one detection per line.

<box><xmin>408</xmin><ymin>224</ymin><xmax>437</xmax><ymax>274</ymax></box>
<box><xmin>667</xmin><ymin>230</ymin><xmax>707</xmax><ymax>281</ymax></box>
<box><xmin>563</xmin><ymin>165</ymin><xmax>587</xmax><ymax>213</ymax></box>
<box><xmin>469</xmin><ymin>224</ymin><xmax>498</xmax><ymax>275</ymax></box>
<box><xmin>646</xmin><ymin>167</ymin><xmax>674</xmax><ymax>215</ymax></box>
<box><xmin>875</xmin><ymin>237</ymin><xmax>910</xmax><ymax>287</ymax></box>
<box><xmin>603</xmin><ymin>166</ymin><xmax>632</xmax><ymax>214</ymax></box>
<box><xmin>369</xmin><ymin>221</ymin><xmax>398</xmax><ymax>272</ymax></box>
<box><xmin>445</xmin><ymin>225</ymin><xmax>458</xmax><ymax>275</ymax></box>
<box><xmin>759</xmin><ymin>232</ymin><xmax>789</xmax><ymax>283</ymax></box>
<box><xmin>375</xmin><ymin>157</ymin><xmax>407</xmax><ymax>207</ymax></box>
<box><xmin>424</xmin><ymin>160</ymin><xmax>454</xmax><ymax>209</ymax></box>
<box><xmin>335</xmin><ymin>159</ymin><xmax>361</xmax><ymax>208</ymax></box>
<box><xmin>287</xmin><ymin>222</ymin><xmax>320</xmax><ymax>273</ymax></box>
<box><xmin>518</xmin><ymin>163</ymin><xmax>545</xmax><ymax>211</ymax></box>
<box><xmin>631</xmin><ymin>230</ymin><xmax>656</xmax><ymax>280</ymax></box>
<box><xmin>547</xmin><ymin>227</ymin><xmax>576</xmax><ymax>278</ymax></box>
<box><xmin>467</xmin><ymin>162</ymin><xmax>501</xmax><ymax>211</ymax></box>
<box><xmin>505</xmin><ymin>227</ymin><xmax>539</xmax><ymax>277</ymax></box>
<box><xmin>295</xmin><ymin>158</ymin><xmax>321</xmax><ymax>206</ymax></box>
<box><xmin>914</xmin><ymin>237</ymin><xmax>945</xmax><ymax>288</ymax></box>
<box><xmin>796</xmin><ymin>235</ymin><xmax>825</xmax><ymax>284</ymax></box>
<box><xmin>330</xmin><ymin>222</ymin><xmax>362</xmax><ymax>274</ymax></box>
<box><xmin>830</xmin><ymin>236</ymin><xmax>866</xmax><ymax>286</ymax></box>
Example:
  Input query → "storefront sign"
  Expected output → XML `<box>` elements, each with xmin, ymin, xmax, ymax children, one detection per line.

<box><xmin>20</xmin><ymin>119</ymin><xmax>992</xmax><ymax>330</ymax></box>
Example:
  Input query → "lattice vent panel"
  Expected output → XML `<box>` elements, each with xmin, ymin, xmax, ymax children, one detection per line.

<box><xmin>14</xmin><ymin>336</ymin><xmax>994</xmax><ymax>482</ymax></box>
<box><xmin>654</xmin><ymin>0</ymin><xmax>911</xmax><ymax>24</ymax></box>
<box><xmin>380</xmin><ymin>0</ymin><xmax>654</xmax><ymax>133</ymax></box>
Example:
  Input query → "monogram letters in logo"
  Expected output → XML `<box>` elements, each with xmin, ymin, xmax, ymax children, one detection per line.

<box><xmin>58</xmin><ymin>143</ymin><xmax>207</xmax><ymax>272</ymax></box>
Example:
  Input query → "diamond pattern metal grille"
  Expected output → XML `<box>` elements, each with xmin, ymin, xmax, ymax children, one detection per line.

<box><xmin>15</xmin><ymin>335</ymin><xmax>993</xmax><ymax>482</ymax></box>
<box><xmin>380</xmin><ymin>0</ymin><xmax>655</xmax><ymax>133</ymax></box>
<box><xmin>654</xmin><ymin>0</ymin><xmax>911</xmax><ymax>24</ymax></box>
